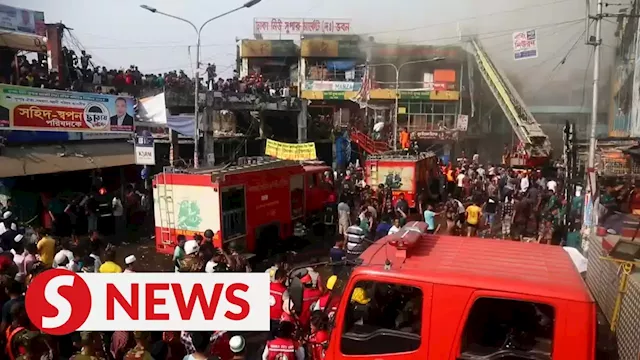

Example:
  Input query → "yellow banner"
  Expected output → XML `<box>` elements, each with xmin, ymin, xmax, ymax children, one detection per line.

<box><xmin>265</xmin><ymin>139</ymin><xmax>317</xmax><ymax>161</ymax></box>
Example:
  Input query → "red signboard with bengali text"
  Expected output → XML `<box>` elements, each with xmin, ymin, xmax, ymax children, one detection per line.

<box><xmin>0</xmin><ymin>84</ymin><xmax>135</xmax><ymax>133</ymax></box>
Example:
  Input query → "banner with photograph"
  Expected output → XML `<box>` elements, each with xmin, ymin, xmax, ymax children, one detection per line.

<box><xmin>0</xmin><ymin>85</ymin><xmax>135</xmax><ymax>133</ymax></box>
<box><xmin>265</xmin><ymin>139</ymin><xmax>317</xmax><ymax>161</ymax></box>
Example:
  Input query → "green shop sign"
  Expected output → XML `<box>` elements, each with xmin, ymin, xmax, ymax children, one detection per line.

<box><xmin>323</xmin><ymin>92</ymin><xmax>347</xmax><ymax>100</ymax></box>
<box><xmin>398</xmin><ymin>91</ymin><xmax>430</xmax><ymax>100</ymax></box>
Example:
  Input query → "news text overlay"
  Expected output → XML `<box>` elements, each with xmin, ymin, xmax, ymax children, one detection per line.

<box><xmin>26</xmin><ymin>269</ymin><xmax>270</xmax><ymax>335</ymax></box>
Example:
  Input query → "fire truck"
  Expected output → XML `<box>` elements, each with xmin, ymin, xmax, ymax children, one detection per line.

<box><xmin>311</xmin><ymin>222</ymin><xmax>597</xmax><ymax>359</ymax></box>
<box><xmin>364</xmin><ymin>152</ymin><xmax>438</xmax><ymax>208</ymax></box>
<box><xmin>152</xmin><ymin>157</ymin><xmax>331</xmax><ymax>257</ymax></box>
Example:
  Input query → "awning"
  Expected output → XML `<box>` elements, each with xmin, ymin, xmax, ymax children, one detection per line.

<box><xmin>0</xmin><ymin>142</ymin><xmax>135</xmax><ymax>178</ymax></box>
<box><xmin>0</xmin><ymin>30</ymin><xmax>47</xmax><ymax>52</ymax></box>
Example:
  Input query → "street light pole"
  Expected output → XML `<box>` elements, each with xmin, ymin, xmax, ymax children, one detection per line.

<box><xmin>141</xmin><ymin>0</ymin><xmax>261</xmax><ymax>168</ymax></box>
<box><xmin>369</xmin><ymin>57</ymin><xmax>444</xmax><ymax>150</ymax></box>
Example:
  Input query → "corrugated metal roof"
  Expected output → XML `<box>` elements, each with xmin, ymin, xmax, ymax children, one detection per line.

<box><xmin>0</xmin><ymin>142</ymin><xmax>135</xmax><ymax>177</ymax></box>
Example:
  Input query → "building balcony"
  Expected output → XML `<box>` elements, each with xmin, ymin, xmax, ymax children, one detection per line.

<box><xmin>206</xmin><ymin>91</ymin><xmax>301</xmax><ymax>111</ymax></box>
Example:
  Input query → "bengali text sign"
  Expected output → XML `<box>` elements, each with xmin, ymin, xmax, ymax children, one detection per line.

<box><xmin>253</xmin><ymin>18</ymin><xmax>351</xmax><ymax>35</ymax></box>
<box><xmin>0</xmin><ymin>84</ymin><xmax>135</xmax><ymax>133</ymax></box>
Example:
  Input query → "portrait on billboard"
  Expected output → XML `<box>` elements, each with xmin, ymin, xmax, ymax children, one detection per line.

<box><xmin>110</xmin><ymin>97</ymin><xmax>134</xmax><ymax>127</ymax></box>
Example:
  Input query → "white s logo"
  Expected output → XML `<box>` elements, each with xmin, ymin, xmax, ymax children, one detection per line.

<box><xmin>41</xmin><ymin>275</ymin><xmax>75</xmax><ymax>329</ymax></box>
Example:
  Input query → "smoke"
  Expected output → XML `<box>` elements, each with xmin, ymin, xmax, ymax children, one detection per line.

<box><xmin>350</xmin><ymin>0</ymin><xmax>618</xmax><ymax>109</ymax></box>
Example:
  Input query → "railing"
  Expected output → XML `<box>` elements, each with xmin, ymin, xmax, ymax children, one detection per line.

<box><xmin>350</xmin><ymin>129</ymin><xmax>389</xmax><ymax>154</ymax></box>
<box><xmin>470</xmin><ymin>39</ymin><xmax>551</xmax><ymax>158</ymax></box>
<box><xmin>222</xmin><ymin>208</ymin><xmax>246</xmax><ymax>240</ymax></box>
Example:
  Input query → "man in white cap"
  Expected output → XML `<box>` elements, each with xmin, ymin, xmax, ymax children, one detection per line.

<box><xmin>0</xmin><ymin>211</ymin><xmax>17</xmax><ymax>250</ymax></box>
<box><xmin>11</xmin><ymin>234</ymin><xmax>26</xmax><ymax>281</ymax></box>
<box><xmin>124</xmin><ymin>255</ymin><xmax>136</xmax><ymax>273</ymax></box>
<box><xmin>229</xmin><ymin>335</ymin><xmax>246</xmax><ymax>360</ymax></box>
<box><xmin>53</xmin><ymin>251</ymin><xmax>71</xmax><ymax>269</ymax></box>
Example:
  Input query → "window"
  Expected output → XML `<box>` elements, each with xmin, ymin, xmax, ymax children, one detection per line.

<box><xmin>222</xmin><ymin>187</ymin><xmax>245</xmax><ymax>210</ymax></box>
<box><xmin>221</xmin><ymin>187</ymin><xmax>246</xmax><ymax>240</ymax></box>
<box><xmin>340</xmin><ymin>280</ymin><xmax>422</xmax><ymax>355</ymax></box>
<box><xmin>459</xmin><ymin>298</ymin><xmax>555</xmax><ymax>360</ymax></box>
<box><xmin>307</xmin><ymin>173</ymin><xmax>318</xmax><ymax>189</ymax></box>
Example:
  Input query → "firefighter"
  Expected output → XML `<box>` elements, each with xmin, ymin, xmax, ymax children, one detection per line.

<box><xmin>298</xmin><ymin>274</ymin><xmax>322</xmax><ymax>330</ymax></box>
<box><xmin>350</xmin><ymin>287</ymin><xmax>371</xmax><ymax>325</ymax></box>
<box><xmin>312</xmin><ymin>275</ymin><xmax>338</xmax><ymax>319</ymax></box>
<box><xmin>269</xmin><ymin>269</ymin><xmax>289</xmax><ymax>335</ymax></box>
<box><xmin>307</xmin><ymin>311</ymin><xmax>330</xmax><ymax>360</ymax></box>
<box><xmin>262</xmin><ymin>321</ymin><xmax>304</xmax><ymax>360</ymax></box>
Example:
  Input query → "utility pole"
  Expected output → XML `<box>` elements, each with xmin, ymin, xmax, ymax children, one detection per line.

<box><xmin>583</xmin><ymin>0</ymin><xmax>603</xmax><ymax>245</ymax></box>
<box><xmin>141</xmin><ymin>0</ymin><xmax>261</xmax><ymax>169</ymax></box>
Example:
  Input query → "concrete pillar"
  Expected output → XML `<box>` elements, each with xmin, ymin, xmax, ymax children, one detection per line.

<box><xmin>46</xmin><ymin>23</ymin><xmax>64</xmax><ymax>83</ymax></box>
<box><xmin>240</xmin><ymin>58</ymin><xmax>249</xmax><ymax>78</ymax></box>
<box><xmin>204</xmin><ymin>108</ymin><xmax>216</xmax><ymax>166</ymax></box>
<box><xmin>298</xmin><ymin>101</ymin><xmax>308</xmax><ymax>143</ymax></box>
<box><xmin>169</xmin><ymin>129</ymin><xmax>179</xmax><ymax>166</ymax></box>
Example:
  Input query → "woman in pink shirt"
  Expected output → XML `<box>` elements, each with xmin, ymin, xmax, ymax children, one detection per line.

<box><xmin>22</xmin><ymin>242</ymin><xmax>37</xmax><ymax>278</ymax></box>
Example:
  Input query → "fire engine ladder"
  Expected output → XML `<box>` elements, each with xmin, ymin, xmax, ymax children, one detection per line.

<box><xmin>157</xmin><ymin>167</ymin><xmax>176</xmax><ymax>245</ymax></box>
<box><xmin>470</xmin><ymin>39</ymin><xmax>551</xmax><ymax>158</ymax></box>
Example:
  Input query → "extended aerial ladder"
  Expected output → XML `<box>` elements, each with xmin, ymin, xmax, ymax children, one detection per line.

<box><xmin>470</xmin><ymin>39</ymin><xmax>552</xmax><ymax>164</ymax></box>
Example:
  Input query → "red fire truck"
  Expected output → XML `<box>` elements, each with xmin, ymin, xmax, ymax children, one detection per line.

<box><xmin>152</xmin><ymin>157</ymin><xmax>331</xmax><ymax>257</ymax></box>
<box><xmin>364</xmin><ymin>152</ymin><xmax>438</xmax><ymax>208</ymax></box>
<box><xmin>317</xmin><ymin>222</ymin><xmax>596</xmax><ymax>359</ymax></box>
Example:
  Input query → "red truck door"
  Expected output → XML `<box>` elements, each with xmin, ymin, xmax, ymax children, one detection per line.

<box><xmin>306</xmin><ymin>172</ymin><xmax>329</xmax><ymax>213</ymax></box>
<box><xmin>448</xmin><ymin>290</ymin><xmax>572</xmax><ymax>359</ymax></box>
<box><xmin>328</xmin><ymin>275</ymin><xmax>432</xmax><ymax>360</ymax></box>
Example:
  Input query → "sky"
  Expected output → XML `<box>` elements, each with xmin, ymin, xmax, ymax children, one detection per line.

<box><xmin>10</xmin><ymin>0</ymin><xmax>619</xmax><ymax>108</ymax></box>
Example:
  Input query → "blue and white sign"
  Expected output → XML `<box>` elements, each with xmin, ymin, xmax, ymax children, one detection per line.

<box><xmin>135</xmin><ymin>130</ymin><xmax>155</xmax><ymax>165</ymax></box>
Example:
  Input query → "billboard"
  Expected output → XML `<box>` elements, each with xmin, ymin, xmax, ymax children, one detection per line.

<box><xmin>253</xmin><ymin>18</ymin><xmax>351</xmax><ymax>36</ymax></box>
<box><xmin>240</xmin><ymin>40</ymin><xmax>297</xmax><ymax>58</ymax></box>
<box><xmin>512</xmin><ymin>29</ymin><xmax>538</xmax><ymax>60</ymax></box>
<box><xmin>300</xmin><ymin>39</ymin><xmax>360</xmax><ymax>58</ymax></box>
<box><xmin>0</xmin><ymin>85</ymin><xmax>135</xmax><ymax>133</ymax></box>
<box><xmin>0</xmin><ymin>5</ymin><xmax>45</xmax><ymax>36</ymax></box>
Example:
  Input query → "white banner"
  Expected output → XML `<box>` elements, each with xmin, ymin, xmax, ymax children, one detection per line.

<box><xmin>137</xmin><ymin>93</ymin><xmax>195</xmax><ymax>137</ymax></box>
<box><xmin>512</xmin><ymin>29</ymin><xmax>538</xmax><ymax>60</ymax></box>
<box><xmin>303</xmin><ymin>81</ymin><xmax>361</xmax><ymax>91</ymax></box>
<box><xmin>0</xmin><ymin>5</ymin><xmax>45</xmax><ymax>36</ymax></box>
<box><xmin>137</xmin><ymin>93</ymin><xmax>167</xmax><ymax>124</ymax></box>
<box><xmin>456</xmin><ymin>114</ymin><xmax>469</xmax><ymax>131</ymax></box>
<box><xmin>254</xmin><ymin>17</ymin><xmax>351</xmax><ymax>35</ymax></box>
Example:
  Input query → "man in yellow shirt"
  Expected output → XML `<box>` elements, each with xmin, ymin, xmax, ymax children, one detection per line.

<box><xmin>36</xmin><ymin>228</ymin><xmax>56</xmax><ymax>267</ymax></box>
<box><xmin>465</xmin><ymin>202</ymin><xmax>483</xmax><ymax>237</ymax></box>
<box><xmin>99</xmin><ymin>248</ymin><xmax>123</xmax><ymax>273</ymax></box>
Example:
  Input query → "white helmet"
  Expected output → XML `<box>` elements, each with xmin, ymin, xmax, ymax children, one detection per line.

<box><xmin>229</xmin><ymin>335</ymin><xmax>245</xmax><ymax>353</ymax></box>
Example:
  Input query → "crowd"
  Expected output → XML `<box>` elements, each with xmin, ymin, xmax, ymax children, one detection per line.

<box><xmin>326</xmin><ymin>151</ymin><xmax>578</xmax><ymax>269</ymax></box>
<box><xmin>0</xmin><ymin>191</ymin><xmax>336</xmax><ymax>360</ymax></box>
<box><xmin>6</xmin><ymin>49</ymin><xmax>295</xmax><ymax>100</ymax></box>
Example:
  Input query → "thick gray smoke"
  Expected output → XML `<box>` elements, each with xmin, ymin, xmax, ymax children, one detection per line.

<box><xmin>352</xmin><ymin>0</ymin><xmax>617</xmax><ymax>110</ymax></box>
